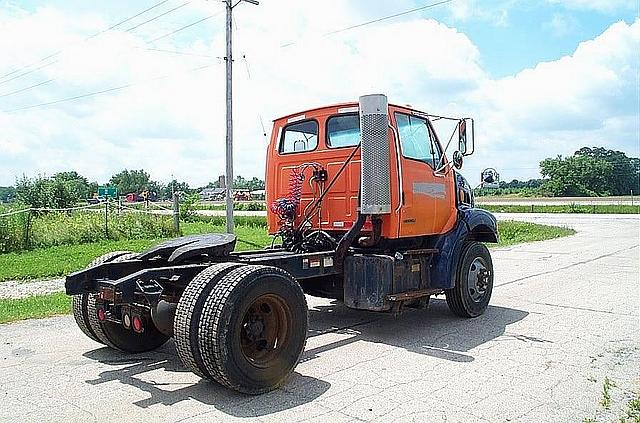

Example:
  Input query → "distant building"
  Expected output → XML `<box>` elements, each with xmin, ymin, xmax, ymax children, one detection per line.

<box><xmin>200</xmin><ymin>188</ymin><xmax>226</xmax><ymax>201</ymax></box>
<box><xmin>250</xmin><ymin>190</ymin><xmax>266</xmax><ymax>200</ymax></box>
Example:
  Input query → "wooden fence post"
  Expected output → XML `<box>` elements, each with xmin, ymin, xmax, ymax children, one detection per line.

<box><xmin>173</xmin><ymin>193</ymin><xmax>180</xmax><ymax>235</ymax></box>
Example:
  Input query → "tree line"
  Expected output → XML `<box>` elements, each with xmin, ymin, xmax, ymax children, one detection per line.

<box><xmin>1</xmin><ymin>169</ymin><xmax>266</xmax><ymax>208</ymax></box>
<box><xmin>476</xmin><ymin>147</ymin><xmax>639</xmax><ymax>197</ymax></box>
<box><xmin>2</xmin><ymin>146</ymin><xmax>638</xmax><ymax>206</ymax></box>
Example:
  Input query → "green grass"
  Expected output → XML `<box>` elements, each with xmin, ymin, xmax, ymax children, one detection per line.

<box><xmin>0</xmin><ymin>220</ymin><xmax>269</xmax><ymax>282</ymax></box>
<box><xmin>496</xmin><ymin>220</ymin><xmax>575</xmax><ymax>247</ymax></box>
<box><xmin>0</xmin><ymin>219</ymin><xmax>573</xmax><ymax>282</ymax></box>
<box><xmin>0</xmin><ymin>219</ymin><xmax>576</xmax><ymax>324</ymax></box>
<box><xmin>0</xmin><ymin>239</ymin><xmax>160</xmax><ymax>281</ymax></box>
<box><xmin>0</xmin><ymin>210</ymin><xmax>175</xmax><ymax>254</ymax></box>
<box><xmin>601</xmin><ymin>377</ymin><xmax>615</xmax><ymax>410</ymax></box>
<box><xmin>479</xmin><ymin>203</ymin><xmax>640</xmax><ymax>214</ymax></box>
<box><xmin>0</xmin><ymin>292</ymin><xmax>71</xmax><ymax>324</ymax></box>
<box><xmin>625</xmin><ymin>393</ymin><xmax>640</xmax><ymax>422</ymax></box>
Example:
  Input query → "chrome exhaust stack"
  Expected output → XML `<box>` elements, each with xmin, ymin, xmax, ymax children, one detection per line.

<box><xmin>359</xmin><ymin>94</ymin><xmax>392</xmax><ymax>215</ymax></box>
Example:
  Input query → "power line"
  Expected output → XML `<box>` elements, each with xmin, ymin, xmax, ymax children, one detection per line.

<box><xmin>0</xmin><ymin>0</ymin><xmax>173</xmax><ymax>84</ymax></box>
<box><xmin>0</xmin><ymin>79</ymin><xmax>54</xmax><ymax>99</ymax></box>
<box><xmin>141</xmin><ymin>47</ymin><xmax>216</xmax><ymax>58</ymax></box>
<box><xmin>125</xmin><ymin>1</ymin><xmax>192</xmax><ymax>32</ymax></box>
<box><xmin>0</xmin><ymin>6</ymin><xmax>225</xmax><ymax>100</ymax></box>
<box><xmin>280</xmin><ymin>0</ymin><xmax>455</xmax><ymax>48</ymax></box>
<box><xmin>94</xmin><ymin>0</ymin><xmax>172</xmax><ymax>36</ymax></box>
<box><xmin>0</xmin><ymin>61</ymin><xmax>59</xmax><ymax>87</ymax></box>
<box><xmin>1</xmin><ymin>63</ymin><xmax>214</xmax><ymax>113</ymax></box>
<box><xmin>1</xmin><ymin>0</ymin><xmax>452</xmax><ymax>99</ymax></box>
<box><xmin>147</xmin><ymin>13</ymin><xmax>222</xmax><ymax>43</ymax></box>
<box><xmin>240</xmin><ymin>52</ymin><xmax>268</xmax><ymax>139</ymax></box>
<box><xmin>0</xmin><ymin>0</ymin><xmax>196</xmax><ymax>89</ymax></box>
<box><xmin>0</xmin><ymin>46</ymin><xmax>215</xmax><ymax>101</ymax></box>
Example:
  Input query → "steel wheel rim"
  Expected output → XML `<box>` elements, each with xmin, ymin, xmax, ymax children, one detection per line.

<box><xmin>240</xmin><ymin>294</ymin><xmax>291</xmax><ymax>368</ymax></box>
<box><xmin>467</xmin><ymin>257</ymin><xmax>489</xmax><ymax>302</ymax></box>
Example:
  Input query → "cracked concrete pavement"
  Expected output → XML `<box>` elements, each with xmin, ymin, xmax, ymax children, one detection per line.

<box><xmin>0</xmin><ymin>213</ymin><xmax>638</xmax><ymax>422</ymax></box>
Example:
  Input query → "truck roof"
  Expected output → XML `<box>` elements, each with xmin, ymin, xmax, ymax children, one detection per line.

<box><xmin>274</xmin><ymin>100</ymin><xmax>428</xmax><ymax>123</ymax></box>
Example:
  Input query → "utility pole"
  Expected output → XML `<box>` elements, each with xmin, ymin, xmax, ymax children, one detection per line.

<box><xmin>225</xmin><ymin>0</ymin><xmax>259</xmax><ymax>234</ymax></box>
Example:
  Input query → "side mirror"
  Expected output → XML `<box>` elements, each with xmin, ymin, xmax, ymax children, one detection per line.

<box><xmin>481</xmin><ymin>168</ymin><xmax>500</xmax><ymax>187</ymax></box>
<box><xmin>452</xmin><ymin>151</ymin><xmax>463</xmax><ymax>169</ymax></box>
<box><xmin>458</xmin><ymin>118</ymin><xmax>474</xmax><ymax>156</ymax></box>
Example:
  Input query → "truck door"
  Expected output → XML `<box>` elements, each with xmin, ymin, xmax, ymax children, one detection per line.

<box><xmin>394</xmin><ymin>112</ymin><xmax>452</xmax><ymax>237</ymax></box>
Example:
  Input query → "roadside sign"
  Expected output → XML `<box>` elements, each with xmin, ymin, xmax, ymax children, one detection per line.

<box><xmin>98</xmin><ymin>186</ymin><xmax>118</xmax><ymax>199</ymax></box>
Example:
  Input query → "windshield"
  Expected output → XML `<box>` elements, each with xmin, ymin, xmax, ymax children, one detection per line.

<box><xmin>395</xmin><ymin>113</ymin><xmax>443</xmax><ymax>169</ymax></box>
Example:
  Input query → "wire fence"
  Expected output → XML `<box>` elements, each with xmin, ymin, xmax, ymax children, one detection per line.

<box><xmin>0</xmin><ymin>197</ymin><xmax>180</xmax><ymax>254</ymax></box>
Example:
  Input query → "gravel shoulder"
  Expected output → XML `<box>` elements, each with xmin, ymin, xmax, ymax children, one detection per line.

<box><xmin>0</xmin><ymin>278</ymin><xmax>64</xmax><ymax>299</ymax></box>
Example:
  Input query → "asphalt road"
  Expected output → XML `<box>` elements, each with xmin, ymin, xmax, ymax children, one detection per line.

<box><xmin>1</xmin><ymin>214</ymin><xmax>638</xmax><ymax>423</ymax></box>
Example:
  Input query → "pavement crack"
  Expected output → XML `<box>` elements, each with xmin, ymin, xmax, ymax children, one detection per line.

<box><xmin>532</xmin><ymin>302</ymin><xmax>636</xmax><ymax>317</ymax></box>
<box><xmin>495</xmin><ymin>244</ymin><xmax>639</xmax><ymax>288</ymax></box>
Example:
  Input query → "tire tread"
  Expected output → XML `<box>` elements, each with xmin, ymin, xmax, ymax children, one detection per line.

<box><xmin>174</xmin><ymin>263</ymin><xmax>243</xmax><ymax>377</ymax></box>
<box><xmin>198</xmin><ymin>265</ymin><xmax>308</xmax><ymax>394</ymax></box>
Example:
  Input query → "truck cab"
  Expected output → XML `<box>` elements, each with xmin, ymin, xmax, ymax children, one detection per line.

<box><xmin>266</xmin><ymin>100</ymin><xmax>473</xmax><ymax>242</ymax></box>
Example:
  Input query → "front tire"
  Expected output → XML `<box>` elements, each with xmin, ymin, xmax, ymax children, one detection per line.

<box><xmin>197</xmin><ymin>265</ymin><xmax>308</xmax><ymax>394</ymax></box>
<box><xmin>446</xmin><ymin>241</ymin><xmax>494</xmax><ymax>318</ymax></box>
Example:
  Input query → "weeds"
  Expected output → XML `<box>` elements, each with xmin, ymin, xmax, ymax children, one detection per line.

<box><xmin>0</xmin><ymin>210</ymin><xmax>174</xmax><ymax>254</ymax></box>
<box><xmin>601</xmin><ymin>377</ymin><xmax>615</xmax><ymax>410</ymax></box>
<box><xmin>625</xmin><ymin>393</ymin><xmax>640</xmax><ymax>422</ymax></box>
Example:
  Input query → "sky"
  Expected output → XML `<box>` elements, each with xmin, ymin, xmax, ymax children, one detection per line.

<box><xmin>0</xmin><ymin>0</ymin><xmax>638</xmax><ymax>187</ymax></box>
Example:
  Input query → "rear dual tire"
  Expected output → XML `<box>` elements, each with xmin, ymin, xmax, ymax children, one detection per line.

<box><xmin>174</xmin><ymin>264</ymin><xmax>308</xmax><ymax>394</ymax></box>
<box><xmin>72</xmin><ymin>251</ymin><xmax>130</xmax><ymax>344</ymax></box>
<box><xmin>72</xmin><ymin>251</ymin><xmax>169</xmax><ymax>353</ymax></box>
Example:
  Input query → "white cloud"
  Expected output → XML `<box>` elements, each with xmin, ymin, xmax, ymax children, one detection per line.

<box><xmin>546</xmin><ymin>0</ymin><xmax>637</xmax><ymax>13</ymax></box>
<box><xmin>544</xmin><ymin>13</ymin><xmax>579</xmax><ymax>36</ymax></box>
<box><xmin>447</xmin><ymin>0</ymin><xmax>513</xmax><ymax>27</ymax></box>
<box><xmin>0</xmin><ymin>3</ymin><xmax>638</xmax><ymax>188</ymax></box>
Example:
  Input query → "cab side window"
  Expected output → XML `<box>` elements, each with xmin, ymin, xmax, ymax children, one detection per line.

<box><xmin>395</xmin><ymin>113</ymin><xmax>442</xmax><ymax>168</ymax></box>
<box><xmin>327</xmin><ymin>114</ymin><xmax>360</xmax><ymax>148</ymax></box>
<box><xmin>279</xmin><ymin>120</ymin><xmax>318</xmax><ymax>153</ymax></box>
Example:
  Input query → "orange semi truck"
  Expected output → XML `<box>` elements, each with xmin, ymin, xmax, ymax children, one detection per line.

<box><xmin>66</xmin><ymin>94</ymin><xmax>498</xmax><ymax>394</ymax></box>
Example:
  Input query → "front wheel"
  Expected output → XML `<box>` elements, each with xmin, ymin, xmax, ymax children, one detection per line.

<box><xmin>445</xmin><ymin>241</ymin><xmax>494</xmax><ymax>318</ymax></box>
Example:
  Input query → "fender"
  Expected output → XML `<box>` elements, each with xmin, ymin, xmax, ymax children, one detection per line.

<box><xmin>430</xmin><ymin>207</ymin><xmax>498</xmax><ymax>289</ymax></box>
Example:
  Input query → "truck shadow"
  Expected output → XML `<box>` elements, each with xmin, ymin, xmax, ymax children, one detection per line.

<box><xmin>83</xmin><ymin>344</ymin><xmax>330</xmax><ymax>416</ymax></box>
<box><xmin>303</xmin><ymin>298</ymin><xmax>530</xmax><ymax>363</ymax></box>
<box><xmin>82</xmin><ymin>298</ymin><xmax>528</xmax><ymax>417</ymax></box>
